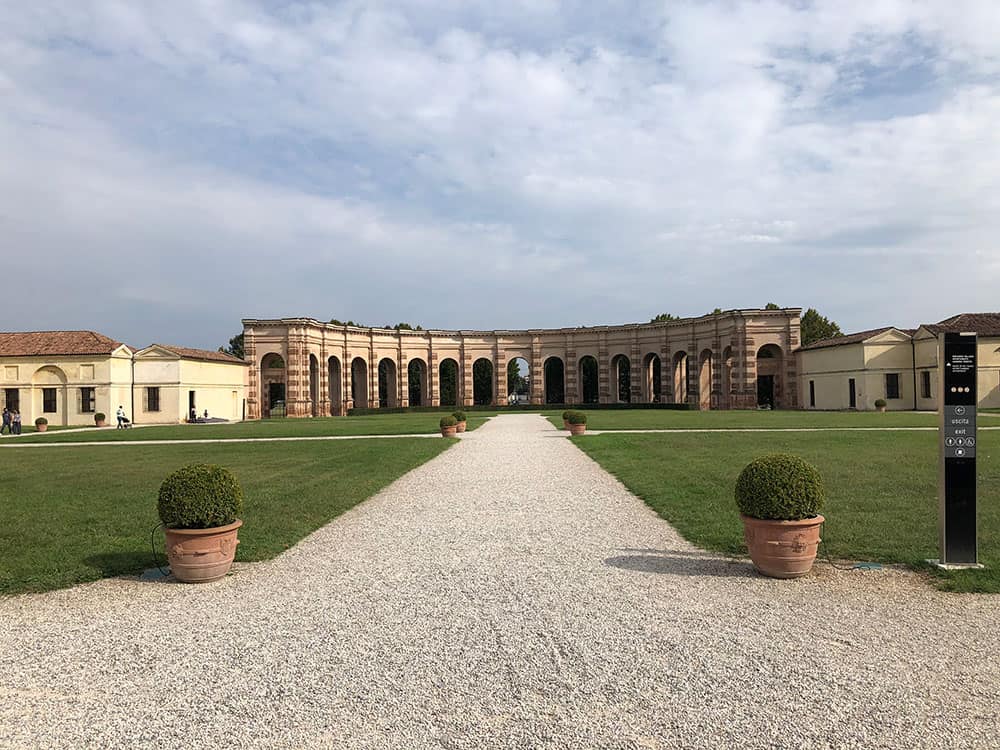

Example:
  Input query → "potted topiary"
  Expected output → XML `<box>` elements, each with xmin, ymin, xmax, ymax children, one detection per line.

<box><xmin>158</xmin><ymin>464</ymin><xmax>244</xmax><ymax>583</ymax></box>
<box><xmin>94</xmin><ymin>412</ymin><xmax>107</xmax><ymax>427</ymax></box>
<box><xmin>874</xmin><ymin>398</ymin><xmax>887</xmax><ymax>413</ymax></box>
<box><xmin>566</xmin><ymin>410</ymin><xmax>587</xmax><ymax>435</ymax></box>
<box><xmin>440</xmin><ymin>415</ymin><xmax>458</xmax><ymax>437</ymax></box>
<box><xmin>34</xmin><ymin>417</ymin><xmax>48</xmax><ymax>433</ymax></box>
<box><xmin>452</xmin><ymin>410</ymin><xmax>468</xmax><ymax>433</ymax></box>
<box><xmin>562</xmin><ymin>409</ymin><xmax>572</xmax><ymax>430</ymax></box>
<box><xmin>735</xmin><ymin>454</ymin><xmax>825</xmax><ymax>579</ymax></box>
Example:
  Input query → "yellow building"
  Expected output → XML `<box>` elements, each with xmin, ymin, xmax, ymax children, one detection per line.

<box><xmin>132</xmin><ymin>345</ymin><xmax>249</xmax><ymax>423</ymax></box>
<box><xmin>0</xmin><ymin>331</ymin><xmax>248</xmax><ymax>427</ymax></box>
<box><xmin>798</xmin><ymin>313</ymin><xmax>1000</xmax><ymax>411</ymax></box>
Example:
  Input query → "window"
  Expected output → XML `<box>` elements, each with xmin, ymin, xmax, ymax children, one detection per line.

<box><xmin>809</xmin><ymin>380</ymin><xmax>816</xmax><ymax>408</ymax></box>
<box><xmin>80</xmin><ymin>387</ymin><xmax>95</xmax><ymax>413</ymax></box>
<box><xmin>147</xmin><ymin>387</ymin><xmax>160</xmax><ymax>412</ymax></box>
<box><xmin>43</xmin><ymin>388</ymin><xmax>57</xmax><ymax>413</ymax></box>
<box><xmin>885</xmin><ymin>373</ymin><xmax>900</xmax><ymax>400</ymax></box>
<box><xmin>921</xmin><ymin>371</ymin><xmax>931</xmax><ymax>399</ymax></box>
<box><xmin>4</xmin><ymin>388</ymin><xmax>18</xmax><ymax>412</ymax></box>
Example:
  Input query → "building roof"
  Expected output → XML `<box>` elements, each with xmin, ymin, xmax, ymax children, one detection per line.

<box><xmin>0</xmin><ymin>331</ymin><xmax>127</xmax><ymax>357</ymax></box>
<box><xmin>149</xmin><ymin>344</ymin><xmax>249</xmax><ymax>365</ymax></box>
<box><xmin>921</xmin><ymin>313</ymin><xmax>1000</xmax><ymax>336</ymax></box>
<box><xmin>799</xmin><ymin>327</ymin><xmax>914</xmax><ymax>351</ymax></box>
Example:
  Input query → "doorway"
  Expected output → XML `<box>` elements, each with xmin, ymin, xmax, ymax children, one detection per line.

<box><xmin>849</xmin><ymin>378</ymin><xmax>857</xmax><ymax>409</ymax></box>
<box><xmin>188</xmin><ymin>390</ymin><xmax>196</xmax><ymax>419</ymax></box>
<box><xmin>757</xmin><ymin>376</ymin><xmax>774</xmax><ymax>408</ymax></box>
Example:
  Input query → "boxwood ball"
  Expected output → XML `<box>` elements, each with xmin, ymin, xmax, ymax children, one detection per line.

<box><xmin>735</xmin><ymin>453</ymin><xmax>824</xmax><ymax>521</ymax></box>
<box><xmin>158</xmin><ymin>463</ymin><xmax>244</xmax><ymax>529</ymax></box>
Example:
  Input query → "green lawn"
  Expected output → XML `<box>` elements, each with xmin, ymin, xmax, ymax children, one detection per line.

<box><xmin>575</xmin><ymin>430</ymin><xmax>999</xmax><ymax>592</ymax></box>
<box><xmin>9</xmin><ymin>411</ymin><xmax>494</xmax><ymax>443</ymax></box>
<box><xmin>0</xmin><ymin>438</ymin><xmax>453</xmax><ymax>595</ymax></box>
<box><xmin>544</xmin><ymin>409</ymin><xmax>939</xmax><ymax>431</ymax></box>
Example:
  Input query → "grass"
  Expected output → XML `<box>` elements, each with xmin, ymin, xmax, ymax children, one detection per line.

<box><xmin>0</xmin><ymin>438</ymin><xmax>453</xmax><ymax>596</ymax></box>
<box><xmin>9</xmin><ymin>411</ymin><xmax>495</xmax><ymax>443</ymax></box>
<box><xmin>574</xmin><ymin>430</ymin><xmax>999</xmax><ymax>593</ymax></box>
<box><xmin>544</xmin><ymin>408</ymin><xmax>940</xmax><ymax>430</ymax></box>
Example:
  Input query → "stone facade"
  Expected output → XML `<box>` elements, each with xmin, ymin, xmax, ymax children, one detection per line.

<box><xmin>243</xmin><ymin>309</ymin><xmax>801</xmax><ymax>418</ymax></box>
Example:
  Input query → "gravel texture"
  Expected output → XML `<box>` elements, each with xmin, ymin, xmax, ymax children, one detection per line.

<box><xmin>1</xmin><ymin>414</ymin><xmax>998</xmax><ymax>749</ymax></box>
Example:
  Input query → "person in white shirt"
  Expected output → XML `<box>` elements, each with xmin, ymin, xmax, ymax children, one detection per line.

<box><xmin>116</xmin><ymin>405</ymin><xmax>126</xmax><ymax>429</ymax></box>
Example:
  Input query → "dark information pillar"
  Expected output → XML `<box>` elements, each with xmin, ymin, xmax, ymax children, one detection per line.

<box><xmin>937</xmin><ymin>332</ymin><xmax>980</xmax><ymax>567</ymax></box>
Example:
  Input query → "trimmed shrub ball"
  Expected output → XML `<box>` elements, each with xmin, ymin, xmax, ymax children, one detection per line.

<box><xmin>735</xmin><ymin>453</ymin><xmax>823</xmax><ymax>521</ymax></box>
<box><xmin>158</xmin><ymin>464</ymin><xmax>244</xmax><ymax>529</ymax></box>
<box><xmin>452</xmin><ymin>410</ymin><xmax>467</xmax><ymax>423</ymax></box>
<box><xmin>566</xmin><ymin>410</ymin><xmax>587</xmax><ymax>425</ymax></box>
<box><xmin>440</xmin><ymin>415</ymin><xmax>458</xmax><ymax>428</ymax></box>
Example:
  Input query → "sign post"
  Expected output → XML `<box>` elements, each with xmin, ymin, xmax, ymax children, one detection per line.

<box><xmin>933</xmin><ymin>331</ymin><xmax>982</xmax><ymax>568</ymax></box>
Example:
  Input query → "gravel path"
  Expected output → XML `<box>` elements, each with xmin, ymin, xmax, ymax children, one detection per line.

<box><xmin>1</xmin><ymin>414</ymin><xmax>998</xmax><ymax>749</ymax></box>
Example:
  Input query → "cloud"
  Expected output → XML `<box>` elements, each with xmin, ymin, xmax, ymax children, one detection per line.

<box><xmin>1</xmin><ymin>0</ymin><xmax>999</xmax><ymax>347</ymax></box>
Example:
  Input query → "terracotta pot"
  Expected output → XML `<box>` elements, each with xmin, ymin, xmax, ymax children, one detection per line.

<box><xmin>740</xmin><ymin>514</ymin><xmax>823</xmax><ymax>579</ymax></box>
<box><xmin>455</xmin><ymin>421</ymin><xmax>467</xmax><ymax>433</ymax></box>
<box><xmin>568</xmin><ymin>423</ymin><xmax>587</xmax><ymax>435</ymax></box>
<box><xmin>441</xmin><ymin>425</ymin><xmax>457</xmax><ymax>437</ymax></box>
<box><xmin>35</xmin><ymin>423</ymin><xmax>47</xmax><ymax>433</ymax></box>
<box><xmin>95</xmin><ymin>419</ymin><xmax>106</xmax><ymax>427</ymax></box>
<box><xmin>164</xmin><ymin>520</ymin><xmax>242</xmax><ymax>583</ymax></box>
<box><xmin>563</xmin><ymin>420</ymin><xmax>569</xmax><ymax>430</ymax></box>
<box><xmin>877</xmin><ymin>406</ymin><xmax>886</xmax><ymax>413</ymax></box>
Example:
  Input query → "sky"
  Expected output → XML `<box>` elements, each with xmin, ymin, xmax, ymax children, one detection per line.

<box><xmin>2</xmin><ymin>1</ymin><xmax>999</xmax><ymax>350</ymax></box>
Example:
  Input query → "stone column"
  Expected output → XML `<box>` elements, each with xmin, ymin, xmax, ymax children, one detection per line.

<box><xmin>318</xmin><ymin>335</ymin><xmax>330</xmax><ymax>417</ymax></box>
<box><xmin>343</xmin><ymin>351</ymin><xmax>354</xmax><ymax>412</ymax></box>
<box><xmin>495</xmin><ymin>346</ymin><xmax>507</xmax><ymax>406</ymax></box>
<box><xmin>429</xmin><ymin>348</ymin><xmax>440</xmax><ymax>407</ymax></box>
<box><xmin>286</xmin><ymin>329</ymin><xmax>309</xmax><ymax>417</ymax></box>
<box><xmin>710</xmin><ymin>338</ymin><xmax>722</xmax><ymax>410</ymax></box>
<box><xmin>565</xmin><ymin>334</ymin><xmax>578</xmax><ymax>404</ymax></box>
<box><xmin>245</xmin><ymin>329</ymin><xmax>259</xmax><ymax>419</ymax></box>
<box><xmin>398</xmin><ymin>348</ymin><xmax>409</xmax><ymax>409</ymax></box>
<box><xmin>660</xmin><ymin>341</ymin><xmax>671</xmax><ymax>404</ymax></box>
<box><xmin>629</xmin><ymin>338</ymin><xmax>641</xmax><ymax>403</ymax></box>
<box><xmin>530</xmin><ymin>336</ymin><xmax>543</xmax><ymax>405</ymax></box>
<box><xmin>598</xmin><ymin>334</ymin><xmax>610</xmax><ymax>404</ymax></box>
<box><xmin>461</xmin><ymin>340</ymin><xmax>474</xmax><ymax>407</ymax></box>
<box><xmin>687</xmin><ymin>338</ymin><xmax>699</xmax><ymax>407</ymax></box>
<box><xmin>369</xmin><ymin>338</ymin><xmax>379</xmax><ymax>409</ymax></box>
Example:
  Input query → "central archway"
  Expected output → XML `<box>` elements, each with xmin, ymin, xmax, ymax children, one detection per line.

<box><xmin>756</xmin><ymin>344</ymin><xmax>783</xmax><ymax>408</ymax></box>
<box><xmin>507</xmin><ymin>357</ymin><xmax>529</xmax><ymax>405</ymax></box>
<box><xmin>309</xmin><ymin>354</ymin><xmax>319</xmax><ymax>417</ymax></box>
<box><xmin>474</xmin><ymin>358</ymin><xmax>494</xmax><ymax>405</ymax></box>
<box><xmin>543</xmin><ymin>357</ymin><xmax>565</xmax><ymax>404</ymax></box>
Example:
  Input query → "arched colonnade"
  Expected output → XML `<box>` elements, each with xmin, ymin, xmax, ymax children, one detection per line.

<box><xmin>243</xmin><ymin>309</ymin><xmax>801</xmax><ymax>418</ymax></box>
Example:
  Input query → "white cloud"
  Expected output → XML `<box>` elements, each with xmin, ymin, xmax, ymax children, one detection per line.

<box><xmin>1</xmin><ymin>0</ymin><xmax>999</xmax><ymax>346</ymax></box>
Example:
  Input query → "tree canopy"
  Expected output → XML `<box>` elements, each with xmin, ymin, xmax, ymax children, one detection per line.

<box><xmin>764</xmin><ymin>302</ymin><xmax>781</xmax><ymax>310</ymax></box>
<box><xmin>800</xmin><ymin>308</ymin><xmax>843</xmax><ymax>346</ymax></box>
<box><xmin>219</xmin><ymin>333</ymin><xmax>244</xmax><ymax>360</ymax></box>
<box><xmin>650</xmin><ymin>313</ymin><xmax>679</xmax><ymax>323</ymax></box>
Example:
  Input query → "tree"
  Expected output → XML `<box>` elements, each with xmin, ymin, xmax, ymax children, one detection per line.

<box><xmin>219</xmin><ymin>333</ymin><xmax>244</xmax><ymax>360</ymax></box>
<box><xmin>650</xmin><ymin>313</ymin><xmax>679</xmax><ymax>323</ymax></box>
<box><xmin>764</xmin><ymin>302</ymin><xmax>781</xmax><ymax>310</ymax></box>
<box><xmin>800</xmin><ymin>308</ymin><xmax>843</xmax><ymax>346</ymax></box>
<box><xmin>329</xmin><ymin>318</ymin><xmax>360</xmax><ymax>327</ymax></box>
<box><xmin>709</xmin><ymin>308</ymin><xmax>723</xmax><ymax>315</ymax></box>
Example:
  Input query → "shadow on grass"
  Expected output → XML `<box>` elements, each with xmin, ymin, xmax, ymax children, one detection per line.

<box><xmin>84</xmin><ymin>551</ymin><xmax>165</xmax><ymax>580</ymax></box>
<box><xmin>605</xmin><ymin>548</ymin><xmax>754</xmax><ymax>578</ymax></box>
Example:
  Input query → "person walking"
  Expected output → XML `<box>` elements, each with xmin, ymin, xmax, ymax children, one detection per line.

<box><xmin>116</xmin><ymin>405</ymin><xmax>126</xmax><ymax>429</ymax></box>
<box><xmin>1</xmin><ymin>407</ymin><xmax>9</xmax><ymax>435</ymax></box>
<box><xmin>12</xmin><ymin>410</ymin><xmax>21</xmax><ymax>435</ymax></box>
